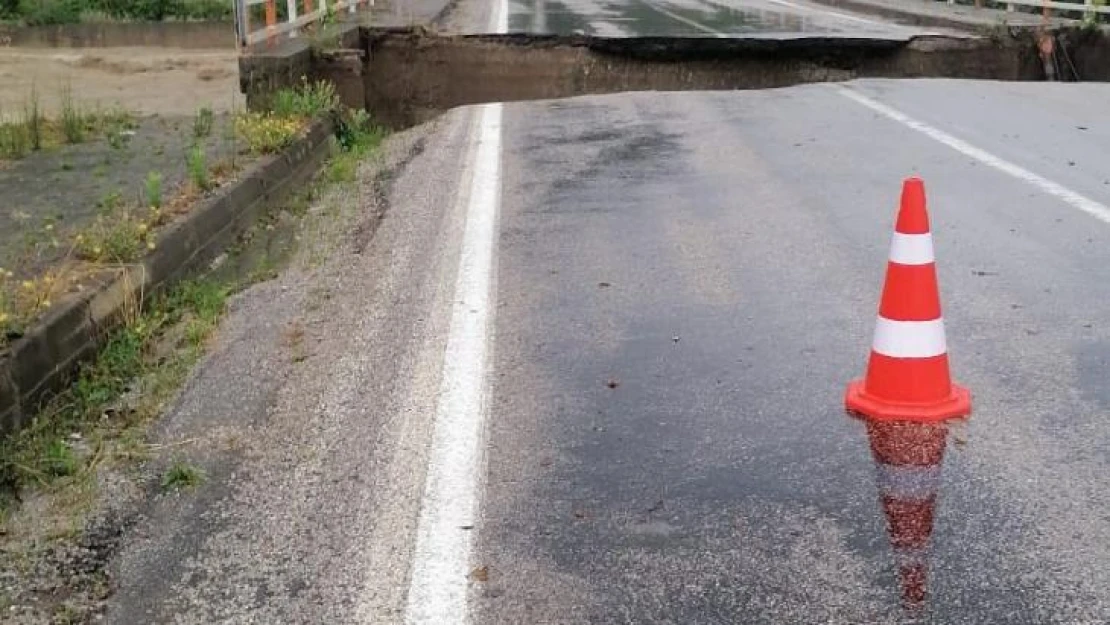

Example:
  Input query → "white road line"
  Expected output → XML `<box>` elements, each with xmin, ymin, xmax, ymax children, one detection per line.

<box><xmin>836</xmin><ymin>85</ymin><xmax>1110</xmax><ymax>227</ymax></box>
<box><xmin>762</xmin><ymin>0</ymin><xmax>886</xmax><ymax>26</ymax></box>
<box><xmin>646</xmin><ymin>2</ymin><xmax>729</xmax><ymax>37</ymax></box>
<box><xmin>402</xmin><ymin>0</ymin><xmax>507</xmax><ymax>623</ymax></box>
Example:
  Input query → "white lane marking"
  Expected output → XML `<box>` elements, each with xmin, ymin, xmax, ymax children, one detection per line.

<box><xmin>872</xmin><ymin>317</ymin><xmax>948</xmax><ymax>359</ymax></box>
<box><xmin>645</xmin><ymin>2</ymin><xmax>728</xmax><ymax>37</ymax></box>
<box><xmin>762</xmin><ymin>0</ymin><xmax>886</xmax><ymax>26</ymax></box>
<box><xmin>403</xmin><ymin>103</ymin><xmax>503</xmax><ymax>625</ymax></box>
<box><xmin>889</xmin><ymin>232</ymin><xmax>935</xmax><ymax>266</ymax></box>
<box><xmin>837</xmin><ymin>85</ymin><xmax>1110</xmax><ymax>228</ymax></box>
<box><xmin>404</xmin><ymin>0</ymin><xmax>507</xmax><ymax>621</ymax></box>
<box><xmin>495</xmin><ymin>0</ymin><xmax>508</xmax><ymax>32</ymax></box>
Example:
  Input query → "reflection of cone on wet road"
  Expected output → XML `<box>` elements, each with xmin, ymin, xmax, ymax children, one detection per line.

<box><xmin>866</xmin><ymin>420</ymin><xmax>948</xmax><ymax>609</ymax></box>
<box><xmin>846</xmin><ymin>177</ymin><xmax>972</xmax><ymax>423</ymax></box>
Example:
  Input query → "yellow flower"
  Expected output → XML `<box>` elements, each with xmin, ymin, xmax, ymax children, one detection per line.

<box><xmin>93</xmin><ymin>246</ymin><xmax>102</xmax><ymax>256</ymax></box>
<box><xmin>138</xmin><ymin>224</ymin><xmax>148</xmax><ymax>234</ymax></box>
<box><xmin>75</xmin><ymin>234</ymin><xmax>85</xmax><ymax>243</ymax></box>
<box><xmin>44</xmin><ymin>223</ymin><xmax>54</xmax><ymax>232</ymax></box>
<box><xmin>147</xmin><ymin>241</ymin><xmax>156</xmax><ymax>250</ymax></box>
<box><xmin>0</xmin><ymin>313</ymin><xmax>8</xmax><ymax>325</ymax></box>
<box><xmin>21</xmin><ymin>280</ymin><xmax>33</xmax><ymax>290</ymax></box>
<box><xmin>41</xmin><ymin>300</ymin><xmax>51</xmax><ymax>309</ymax></box>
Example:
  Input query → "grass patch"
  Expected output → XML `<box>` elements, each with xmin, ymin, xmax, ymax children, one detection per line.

<box><xmin>269</xmin><ymin>79</ymin><xmax>339</xmax><ymax>119</ymax></box>
<box><xmin>235</xmin><ymin>112</ymin><xmax>302</xmax><ymax>155</ymax></box>
<box><xmin>186</xmin><ymin>144</ymin><xmax>210</xmax><ymax>191</ymax></box>
<box><xmin>327</xmin><ymin>109</ymin><xmax>385</xmax><ymax>183</ymax></box>
<box><xmin>25</xmin><ymin>85</ymin><xmax>42</xmax><ymax>151</ymax></box>
<box><xmin>0</xmin><ymin>267</ymin><xmax>68</xmax><ymax>341</ymax></box>
<box><xmin>234</xmin><ymin>79</ymin><xmax>342</xmax><ymax>157</ymax></box>
<box><xmin>193</xmin><ymin>106</ymin><xmax>214</xmax><ymax>139</ymax></box>
<box><xmin>161</xmin><ymin>461</ymin><xmax>205</xmax><ymax>492</ymax></box>
<box><xmin>0</xmin><ymin>279</ymin><xmax>229</xmax><ymax>516</ymax></box>
<box><xmin>144</xmin><ymin>171</ymin><xmax>164</xmax><ymax>209</ymax></box>
<box><xmin>75</xmin><ymin>207</ymin><xmax>160</xmax><ymax>264</ymax></box>
<box><xmin>59</xmin><ymin>83</ymin><xmax>85</xmax><ymax>144</ymax></box>
<box><xmin>0</xmin><ymin>91</ymin><xmax>136</xmax><ymax>161</ymax></box>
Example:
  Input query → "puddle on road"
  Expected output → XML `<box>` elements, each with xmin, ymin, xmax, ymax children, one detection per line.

<box><xmin>859</xmin><ymin>417</ymin><xmax>956</xmax><ymax>613</ymax></box>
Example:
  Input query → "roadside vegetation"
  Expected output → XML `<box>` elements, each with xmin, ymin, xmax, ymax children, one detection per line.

<box><xmin>1</xmin><ymin>76</ymin><xmax>385</xmax><ymax>534</ymax></box>
<box><xmin>0</xmin><ymin>78</ymin><xmax>385</xmax><ymax>617</ymax></box>
<box><xmin>0</xmin><ymin>78</ymin><xmax>372</xmax><ymax>346</ymax></box>
<box><xmin>2</xmin><ymin>0</ymin><xmax>232</xmax><ymax>26</ymax></box>
<box><xmin>0</xmin><ymin>83</ymin><xmax>136</xmax><ymax>161</ymax></box>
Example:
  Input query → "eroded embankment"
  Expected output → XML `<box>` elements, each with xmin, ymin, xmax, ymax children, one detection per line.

<box><xmin>361</xmin><ymin>29</ymin><xmax>1047</xmax><ymax>128</ymax></box>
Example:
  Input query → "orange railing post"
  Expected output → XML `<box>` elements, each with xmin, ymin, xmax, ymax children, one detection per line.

<box><xmin>265</xmin><ymin>0</ymin><xmax>277</xmax><ymax>47</ymax></box>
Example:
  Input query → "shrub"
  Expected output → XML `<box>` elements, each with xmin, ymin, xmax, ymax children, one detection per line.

<box><xmin>75</xmin><ymin>206</ymin><xmax>159</xmax><ymax>264</ymax></box>
<box><xmin>269</xmin><ymin>79</ymin><xmax>338</xmax><ymax>119</ymax></box>
<box><xmin>235</xmin><ymin>112</ymin><xmax>302</xmax><ymax>155</ymax></box>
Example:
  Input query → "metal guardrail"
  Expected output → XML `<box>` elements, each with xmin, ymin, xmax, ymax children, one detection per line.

<box><xmin>948</xmin><ymin>0</ymin><xmax>1108</xmax><ymax>18</ymax></box>
<box><xmin>998</xmin><ymin>0</ymin><xmax>1108</xmax><ymax>14</ymax></box>
<box><xmin>234</xmin><ymin>0</ymin><xmax>372</xmax><ymax>50</ymax></box>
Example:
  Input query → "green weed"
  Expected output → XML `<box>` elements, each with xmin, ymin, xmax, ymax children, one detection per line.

<box><xmin>269</xmin><ymin>79</ymin><xmax>339</xmax><ymax>119</ymax></box>
<box><xmin>0</xmin><ymin>279</ymin><xmax>229</xmax><ymax>516</ymax></box>
<box><xmin>59</xmin><ymin>83</ymin><xmax>85</xmax><ymax>144</ymax></box>
<box><xmin>235</xmin><ymin>112</ymin><xmax>302</xmax><ymax>155</ymax></box>
<box><xmin>76</xmin><ymin>203</ymin><xmax>159</xmax><ymax>263</ymax></box>
<box><xmin>144</xmin><ymin>171</ymin><xmax>163</xmax><ymax>209</ymax></box>
<box><xmin>161</xmin><ymin>461</ymin><xmax>205</xmax><ymax>492</ymax></box>
<box><xmin>327</xmin><ymin>108</ymin><xmax>385</xmax><ymax>183</ymax></box>
<box><xmin>25</xmin><ymin>85</ymin><xmax>42</xmax><ymax>151</ymax></box>
<box><xmin>186</xmin><ymin>144</ymin><xmax>209</xmax><ymax>191</ymax></box>
<box><xmin>193</xmin><ymin>106</ymin><xmax>214</xmax><ymax>139</ymax></box>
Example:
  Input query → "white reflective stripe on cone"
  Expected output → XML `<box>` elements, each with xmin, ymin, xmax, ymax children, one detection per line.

<box><xmin>889</xmin><ymin>232</ymin><xmax>935</xmax><ymax>266</ymax></box>
<box><xmin>892</xmin><ymin>545</ymin><xmax>930</xmax><ymax>568</ymax></box>
<box><xmin>872</xmin><ymin>317</ymin><xmax>948</xmax><ymax>359</ymax></box>
<box><xmin>875</xmin><ymin>464</ymin><xmax>942</xmax><ymax>500</ymax></box>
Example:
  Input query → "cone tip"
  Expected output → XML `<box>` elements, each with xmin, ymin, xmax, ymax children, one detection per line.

<box><xmin>896</xmin><ymin>177</ymin><xmax>930</xmax><ymax>235</ymax></box>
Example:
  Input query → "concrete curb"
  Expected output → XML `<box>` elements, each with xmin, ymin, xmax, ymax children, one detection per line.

<box><xmin>0</xmin><ymin>118</ymin><xmax>334</xmax><ymax>436</ymax></box>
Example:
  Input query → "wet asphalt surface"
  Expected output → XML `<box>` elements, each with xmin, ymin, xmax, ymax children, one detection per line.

<box><xmin>506</xmin><ymin>0</ymin><xmax>944</xmax><ymax>38</ymax></box>
<box><xmin>472</xmin><ymin>82</ymin><xmax>1110</xmax><ymax>623</ymax></box>
<box><xmin>90</xmin><ymin>0</ymin><xmax>1109</xmax><ymax>622</ymax></box>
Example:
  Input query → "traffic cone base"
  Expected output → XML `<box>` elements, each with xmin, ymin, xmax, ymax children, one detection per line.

<box><xmin>846</xmin><ymin>378</ymin><xmax>970</xmax><ymax>423</ymax></box>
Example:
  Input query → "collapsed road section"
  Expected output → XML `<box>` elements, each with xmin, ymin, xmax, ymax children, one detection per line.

<box><xmin>356</xmin><ymin>28</ymin><xmax>1045</xmax><ymax>128</ymax></box>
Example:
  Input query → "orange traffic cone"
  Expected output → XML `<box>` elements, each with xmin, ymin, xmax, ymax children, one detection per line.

<box><xmin>866</xmin><ymin>420</ymin><xmax>948</xmax><ymax>610</ymax></box>
<box><xmin>846</xmin><ymin>177</ymin><xmax>972</xmax><ymax>423</ymax></box>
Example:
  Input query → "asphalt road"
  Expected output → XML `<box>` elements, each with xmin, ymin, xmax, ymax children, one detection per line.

<box><xmin>471</xmin><ymin>81</ymin><xmax>1110</xmax><ymax>624</ymax></box>
<box><xmin>101</xmin><ymin>0</ymin><xmax>1110</xmax><ymax>623</ymax></box>
<box><xmin>505</xmin><ymin>0</ymin><xmax>951</xmax><ymax>37</ymax></box>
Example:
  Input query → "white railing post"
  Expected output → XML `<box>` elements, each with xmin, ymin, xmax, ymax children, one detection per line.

<box><xmin>287</xmin><ymin>0</ymin><xmax>298</xmax><ymax>37</ymax></box>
